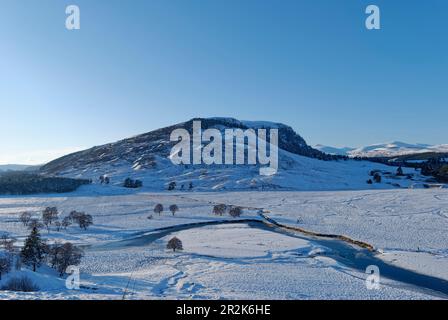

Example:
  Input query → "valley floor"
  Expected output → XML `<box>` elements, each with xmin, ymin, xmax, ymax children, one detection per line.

<box><xmin>0</xmin><ymin>186</ymin><xmax>447</xmax><ymax>299</ymax></box>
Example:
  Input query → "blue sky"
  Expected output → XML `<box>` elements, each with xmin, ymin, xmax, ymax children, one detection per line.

<box><xmin>0</xmin><ymin>0</ymin><xmax>447</xmax><ymax>164</ymax></box>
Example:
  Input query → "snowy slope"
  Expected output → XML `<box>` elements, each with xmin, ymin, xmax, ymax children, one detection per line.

<box><xmin>39</xmin><ymin>146</ymin><xmax>436</xmax><ymax>192</ymax></box>
<box><xmin>38</xmin><ymin>118</ymin><xmax>439</xmax><ymax>192</ymax></box>
<box><xmin>40</xmin><ymin>117</ymin><xmax>327</xmax><ymax>178</ymax></box>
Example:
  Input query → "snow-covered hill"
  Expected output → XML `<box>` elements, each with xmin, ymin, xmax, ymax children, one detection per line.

<box><xmin>39</xmin><ymin>118</ymin><xmax>437</xmax><ymax>191</ymax></box>
<box><xmin>315</xmin><ymin>141</ymin><xmax>448</xmax><ymax>158</ymax></box>
<box><xmin>40</xmin><ymin>118</ymin><xmax>329</xmax><ymax>177</ymax></box>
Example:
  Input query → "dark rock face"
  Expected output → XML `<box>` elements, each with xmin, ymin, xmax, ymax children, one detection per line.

<box><xmin>40</xmin><ymin>117</ymin><xmax>332</xmax><ymax>176</ymax></box>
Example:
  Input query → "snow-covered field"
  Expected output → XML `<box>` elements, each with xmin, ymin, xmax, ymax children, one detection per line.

<box><xmin>0</xmin><ymin>186</ymin><xmax>447</xmax><ymax>300</ymax></box>
<box><xmin>52</xmin><ymin>145</ymin><xmax>437</xmax><ymax>192</ymax></box>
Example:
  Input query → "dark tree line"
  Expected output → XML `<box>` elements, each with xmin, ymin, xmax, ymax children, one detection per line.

<box><xmin>0</xmin><ymin>172</ymin><xmax>90</xmax><ymax>195</ymax></box>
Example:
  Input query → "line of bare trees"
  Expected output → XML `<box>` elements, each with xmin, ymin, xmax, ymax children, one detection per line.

<box><xmin>20</xmin><ymin>207</ymin><xmax>93</xmax><ymax>233</ymax></box>
<box><xmin>150</xmin><ymin>204</ymin><xmax>179</xmax><ymax>219</ymax></box>
<box><xmin>213</xmin><ymin>204</ymin><xmax>243</xmax><ymax>218</ymax></box>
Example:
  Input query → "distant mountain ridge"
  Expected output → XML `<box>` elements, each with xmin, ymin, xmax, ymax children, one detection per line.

<box><xmin>314</xmin><ymin>145</ymin><xmax>355</xmax><ymax>156</ymax></box>
<box><xmin>315</xmin><ymin>141</ymin><xmax>448</xmax><ymax>158</ymax></box>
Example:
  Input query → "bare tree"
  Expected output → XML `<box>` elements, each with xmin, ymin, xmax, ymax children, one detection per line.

<box><xmin>68</xmin><ymin>211</ymin><xmax>93</xmax><ymax>230</ymax></box>
<box><xmin>49</xmin><ymin>242</ymin><xmax>83</xmax><ymax>276</ymax></box>
<box><xmin>69</xmin><ymin>210</ymin><xmax>83</xmax><ymax>222</ymax></box>
<box><xmin>42</xmin><ymin>207</ymin><xmax>59</xmax><ymax>232</ymax></box>
<box><xmin>213</xmin><ymin>204</ymin><xmax>226</xmax><ymax>216</ymax></box>
<box><xmin>78</xmin><ymin>214</ymin><xmax>93</xmax><ymax>230</ymax></box>
<box><xmin>229</xmin><ymin>206</ymin><xmax>243</xmax><ymax>218</ymax></box>
<box><xmin>48</xmin><ymin>241</ymin><xmax>62</xmax><ymax>269</ymax></box>
<box><xmin>169</xmin><ymin>204</ymin><xmax>179</xmax><ymax>216</ymax></box>
<box><xmin>167</xmin><ymin>237</ymin><xmax>183</xmax><ymax>252</ymax></box>
<box><xmin>62</xmin><ymin>216</ymin><xmax>72</xmax><ymax>230</ymax></box>
<box><xmin>19</xmin><ymin>212</ymin><xmax>32</xmax><ymax>226</ymax></box>
<box><xmin>154</xmin><ymin>204</ymin><xmax>164</xmax><ymax>216</ymax></box>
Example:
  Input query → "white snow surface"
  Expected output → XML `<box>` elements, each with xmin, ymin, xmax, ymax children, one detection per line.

<box><xmin>0</xmin><ymin>187</ymin><xmax>447</xmax><ymax>300</ymax></box>
<box><xmin>55</xmin><ymin>148</ymin><xmax>439</xmax><ymax>192</ymax></box>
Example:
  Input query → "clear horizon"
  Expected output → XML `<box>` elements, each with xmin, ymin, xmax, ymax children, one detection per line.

<box><xmin>1</xmin><ymin>0</ymin><xmax>447</xmax><ymax>165</ymax></box>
